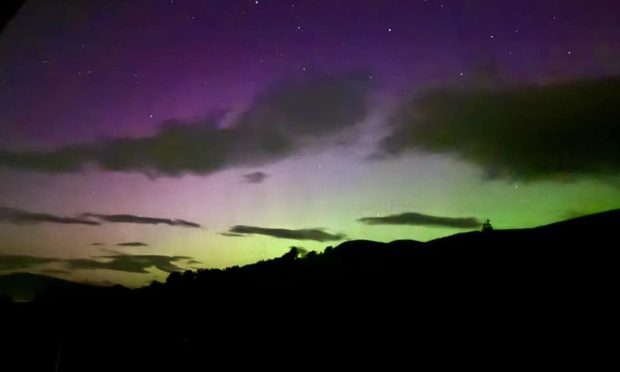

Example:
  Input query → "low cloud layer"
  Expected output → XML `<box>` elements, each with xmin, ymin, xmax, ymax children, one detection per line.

<box><xmin>83</xmin><ymin>213</ymin><xmax>202</xmax><ymax>228</ymax></box>
<box><xmin>64</xmin><ymin>254</ymin><xmax>189</xmax><ymax>273</ymax></box>
<box><xmin>0</xmin><ymin>255</ymin><xmax>58</xmax><ymax>270</ymax></box>
<box><xmin>242</xmin><ymin>171</ymin><xmax>269</xmax><ymax>183</ymax></box>
<box><xmin>220</xmin><ymin>232</ymin><xmax>246</xmax><ymax>237</ymax></box>
<box><xmin>359</xmin><ymin>212</ymin><xmax>481</xmax><ymax>229</ymax></box>
<box><xmin>0</xmin><ymin>73</ymin><xmax>371</xmax><ymax>177</ymax></box>
<box><xmin>0</xmin><ymin>207</ymin><xmax>100</xmax><ymax>226</ymax></box>
<box><xmin>0</xmin><ymin>253</ymin><xmax>192</xmax><ymax>274</ymax></box>
<box><xmin>380</xmin><ymin>77</ymin><xmax>620</xmax><ymax>180</ymax></box>
<box><xmin>0</xmin><ymin>207</ymin><xmax>201</xmax><ymax>229</ymax></box>
<box><xmin>38</xmin><ymin>269</ymin><xmax>72</xmax><ymax>275</ymax></box>
<box><xmin>228</xmin><ymin>225</ymin><xmax>346</xmax><ymax>242</ymax></box>
<box><xmin>116</xmin><ymin>242</ymin><xmax>149</xmax><ymax>247</ymax></box>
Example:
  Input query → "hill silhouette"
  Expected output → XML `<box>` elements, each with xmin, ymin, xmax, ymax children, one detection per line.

<box><xmin>1</xmin><ymin>209</ymin><xmax>618</xmax><ymax>370</ymax></box>
<box><xmin>0</xmin><ymin>273</ymin><xmax>102</xmax><ymax>303</ymax></box>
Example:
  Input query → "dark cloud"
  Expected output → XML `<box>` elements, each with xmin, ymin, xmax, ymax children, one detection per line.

<box><xmin>116</xmin><ymin>242</ymin><xmax>149</xmax><ymax>247</ymax></box>
<box><xmin>0</xmin><ymin>207</ymin><xmax>201</xmax><ymax>229</ymax></box>
<box><xmin>229</xmin><ymin>225</ymin><xmax>346</xmax><ymax>242</ymax></box>
<box><xmin>0</xmin><ymin>207</ymin><xmax>100</xmax><ymax>226</ymax></box>
<box><xmin>359</xmin><ymin>212</ymin><xmax>481</xmax><ymax>229</ymax></box>
<box><xmin>91</xmin><ymin>242</ymin><xmax>105</xmax><ymax>246</ymax></box>
<box><xmin>380</xmin><ymin>77</ymin><xmax>620</xmax><ymax>180</ymax></box>
<box><xmin>64</xmin><ymin>254</ymin><xmax>190</xmax><ymax>273</ymax></box>
<box><xmin>220</xmin><ymin>232</ymin><xmax>246</xmax><ymax>237</ymax></box>
<box><xmin>242</xmin><ymin>171</ymin><xmax>269</xmax><ymax>184</ymax></box>
<box><xmin>0</xmin><ymin>253</ymin><xmax>192</xmax><ymax>274</ymax></box>
<box><xmin>82</xmin><ymin>213</ymin><xmax>202</xmax><ymax>228</ymax></box>
<box><xmin>0</xmin><ymin>255</ymin><xmax>58</xmax><ymax>270</ymax></box>
<box><xmin>0</xmin><ymin>73</ymin><xmax>372</xmax><ymax>177</ymax></box>
<box><xmin>38</xmin><ymin>269</ymin><xmax>72</xmax><ymax>275</ymax></box>
<box><xmin>0</xmin><ymin>145</ymin><xmax>92</xmax><ymax>173</ymax></box>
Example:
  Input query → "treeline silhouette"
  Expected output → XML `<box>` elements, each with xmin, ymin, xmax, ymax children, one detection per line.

<box><xmin>1</xmin><ymin>209</ymin><xmax>618</xmax><ymax>370</ymax></box>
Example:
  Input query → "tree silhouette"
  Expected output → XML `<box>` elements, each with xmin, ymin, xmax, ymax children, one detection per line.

<box><xmin>481</xmin><ymin>219</ymin><xmax>494</xmax><ymax>232</ymax></box>
<box><xmin>282</xmin><ymin>247</ymin><xmax>301</xmax><ymax>261</ymax></box>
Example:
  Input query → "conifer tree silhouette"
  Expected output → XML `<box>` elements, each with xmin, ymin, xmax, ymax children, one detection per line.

<box><xmin>481</xmin><ymin>219</ymin><xmax>494</xmax><ymax>232</ymax></box>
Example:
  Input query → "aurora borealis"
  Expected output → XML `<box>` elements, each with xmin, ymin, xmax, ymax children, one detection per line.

<box><xmin>1</xmin><ymin>0</ymin><xmax>619</xmax><ymax>286</ymax></box>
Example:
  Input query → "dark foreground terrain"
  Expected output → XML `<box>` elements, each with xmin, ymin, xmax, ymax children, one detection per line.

<box><xmin>1</xmin><ymin>210</ymin><xmax>619</xmax><ymax>370</ymax></box>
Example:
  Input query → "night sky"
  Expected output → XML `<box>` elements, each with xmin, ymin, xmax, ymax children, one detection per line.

<box><xmin>1</xmin><ymin>0</ymin><xmax>619</xmax><ymax>286</ymax></box>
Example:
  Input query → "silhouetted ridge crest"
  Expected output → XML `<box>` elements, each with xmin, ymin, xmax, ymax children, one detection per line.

<box><xmin>1</xmin><ymin>209</ymin><xmax>618</xmax><ymax>370</ymax></box>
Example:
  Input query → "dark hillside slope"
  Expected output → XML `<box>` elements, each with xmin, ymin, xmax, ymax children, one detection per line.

<box><xmin>1</xmin><ymin>209</ymin><xmax>618</xmax><ymax>370</ymax></box>
<box><xmin>0</xmin><ymin>273</ymin><xmax>99</xmax><ymax>302</ymax></box>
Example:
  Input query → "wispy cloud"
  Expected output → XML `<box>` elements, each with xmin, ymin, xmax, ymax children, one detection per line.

<box><xmin>219</xmin><ymin>232</ymin><xmax>246</xmax><ymax>237</ymax></box>
<box><xmin>0</xmin><ymin>253</ymin><xmax>193</xmax><ymax>274</ymax></box>
<box><xmin>0</xmin><ymin>207</ymin><xmax>202</xmax><ymax>229</ymax></box>
<box><xmin>0</xmin><ymin>207</ymin><xmax>100</xmax><ymax>226</ymax></box>
<box><xmin>82</xmin><ymin>213</ymin><xmax>202</xmax><ymax>228</ymax></box>
<box><xmin>64</xmin><ymin>254</ymin><xmax>190</xmax><ymax>273</ymax></box>
<box><xmin>38</xmin><ymin>268</ymin><xmax>72</xmax><ymax>275</ymax></box>
<box><xmin>228</xmin><ymin>225</ymin><xmax>346</xmax><ymax>242</ymax></box>
<box><xmin>242</xmin><ymin>171</ymin><xmax>269</xmax><ymax>184</ymax></box>
<box><xmin>0</xmin><ymin>73</ymin><xmax>372</xmax><ymax>177</ymax></box>
<box><xmin>0</xmin><ymin>255</ymin><xmax>59</xmax><ymax>270</ymax></box>
<box><xmin>359</xmin><ymin>212</ymin><xmax>481</xmax><ymax>229</ymax></box>
<box><xmin>116</xmin><ymin>242</ymin><xmax>149</xmax><ymax>247</ymax></box>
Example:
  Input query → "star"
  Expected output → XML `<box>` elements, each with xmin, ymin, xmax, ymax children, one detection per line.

<box><xmin>388</xmin><ymin>27</ymin><xmax>392</xmax><ymax>32</ymax></box>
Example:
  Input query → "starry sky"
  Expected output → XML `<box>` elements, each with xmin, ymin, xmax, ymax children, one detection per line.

<box><xmin>1</xmin><ymin>0</ymin><xmax>619</xmax><ymax>286</ymax></box>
